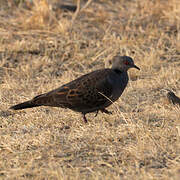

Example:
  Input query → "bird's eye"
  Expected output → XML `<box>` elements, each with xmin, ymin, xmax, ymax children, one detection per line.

<box><xmin>124</xmin><ymin>61</ymin><xmax>129</xmax><ymax>65</ymax></box>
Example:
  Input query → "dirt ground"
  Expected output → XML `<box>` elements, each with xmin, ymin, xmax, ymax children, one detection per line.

<box><xmin>0</xmin><ymin>0</ymin><xmax>180</xmax><ymax>179</ymax></box>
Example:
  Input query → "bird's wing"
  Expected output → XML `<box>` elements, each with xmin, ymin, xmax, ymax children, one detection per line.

<box><xmin>31</xmin><ymin>69</ymin><xmax>114</xmax><ymax>110</ymax></box>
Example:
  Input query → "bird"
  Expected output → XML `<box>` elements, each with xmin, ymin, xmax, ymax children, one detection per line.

<box><xmin>10</xmin><ymin>55</ymin><xmax>140</xmax><ymax>123</ymax></box>
<box><xmin>166</xmin><ymin>90</ymin><xmax>180</xmax><ymax>106</ymax></box>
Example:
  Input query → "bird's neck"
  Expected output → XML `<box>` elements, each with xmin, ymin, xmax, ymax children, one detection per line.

<box><xmin>113</xmin><ymin>69</ymin><xmax>124</xmax><ymax>74</ymax></box>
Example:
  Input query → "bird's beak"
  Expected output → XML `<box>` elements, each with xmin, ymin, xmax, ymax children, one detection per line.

<box><xmin>133</xmin><ymin>64</ymin><xmax>140</xmax><ymax>70</ymax></box>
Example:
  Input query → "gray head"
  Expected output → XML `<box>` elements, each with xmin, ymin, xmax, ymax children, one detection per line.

<box><xmin>111</xmin><ymin>55</ymin><xmax>140</xmax><ymax>72</ymax></box>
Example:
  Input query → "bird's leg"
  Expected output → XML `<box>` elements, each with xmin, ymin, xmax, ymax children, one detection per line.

<box><xmin>94</xmin><ymin>110</ymin><xmax>99</xmax><ymax>117</ymax></box>
<box><xmin>100</xmin><ymin>108</ymin><xmax>112</xmax><ymax>115</ymax></box>
<box><xmin>82</xmin><ymin>113</ymin><xmax>88</xmax><ymax>123</ymax></box>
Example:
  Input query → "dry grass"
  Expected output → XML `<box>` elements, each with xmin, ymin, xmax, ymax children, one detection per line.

<box><xmin>0</xmin><ymin>0</ymin><xmax>180</xmax><ymax>179</ymax></box>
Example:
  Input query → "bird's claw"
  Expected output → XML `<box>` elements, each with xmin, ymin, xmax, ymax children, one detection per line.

<box><xmin>94</xmin><ymin>109</ymin><xmax>112</xmax><ymax>118</ymax></box>
<box><xmin>101</xmin><ymin>109</ymin><xmax>112</xmax><ymax>115</ymax></box>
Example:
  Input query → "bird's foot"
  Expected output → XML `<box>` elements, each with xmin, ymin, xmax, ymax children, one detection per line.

<box><xmin>82</xmin><ymin>113</ymin><xmax>88</xmax><ymax>123</ymax></box>
<box><xmin>100</xmin><ymin>108</ymin><xmax>112</xmax><ymax>115</ymax></box>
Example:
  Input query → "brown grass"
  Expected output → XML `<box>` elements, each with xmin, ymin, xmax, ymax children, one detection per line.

<box><xmin>0</xmin><ymin>0</ymin><xmax>180</xmax><ymax>179</ymax></box>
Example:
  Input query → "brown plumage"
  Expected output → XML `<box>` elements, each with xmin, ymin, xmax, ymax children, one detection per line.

<box><xmin>10</xmin><ymin>55</ymin><xmax>140</xmax><ymax>123</ymax></box>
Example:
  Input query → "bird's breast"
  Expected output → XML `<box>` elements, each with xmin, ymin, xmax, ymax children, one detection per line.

<box><xmin>108</xmin><ymin>72</ymin><xmax>129</xmax><ymax>101</ymax></box>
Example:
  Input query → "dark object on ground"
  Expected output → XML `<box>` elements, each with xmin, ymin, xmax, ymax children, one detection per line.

<box><xmin>167</xmin><ymin>90</ymin><xmax>180</xmax><ymax>106</ymax></box>
<box><xmin>59</xmin><ymin>4</ymin><xmax>77</xmax><ymax>12</ymax></box>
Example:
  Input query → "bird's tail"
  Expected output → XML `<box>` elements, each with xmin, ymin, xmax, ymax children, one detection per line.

<box><xmin>10</xmin><ymin>100</ymin><xmax>39</xmax><ymax>110</ymax></box>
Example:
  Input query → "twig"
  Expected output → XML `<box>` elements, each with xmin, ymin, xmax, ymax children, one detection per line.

<box><xmin>80</xmin><ymin>0</ymin><xmax>93</xmax><ymax>12</ymax></box>
<box><xmin>71</xmin><ymin>0</ymin><xmax>93</xmax><ymax>24</ymax></box>
<box><xmin>71</xmin><ymin>0</ymin><xmax>81</xmax><ymax>24</ymax></box>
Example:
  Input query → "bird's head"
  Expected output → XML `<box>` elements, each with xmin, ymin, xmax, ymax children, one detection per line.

<box><xmin>111</xmin><ymin>55</ymin><xmax>140</xmax><ymax>72</ymax></box>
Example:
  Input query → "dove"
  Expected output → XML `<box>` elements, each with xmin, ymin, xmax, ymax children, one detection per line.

<box><xmin>10</xmin><ymin>55</ymin><xmax>140</xmax><ymax>123</ymax></box>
